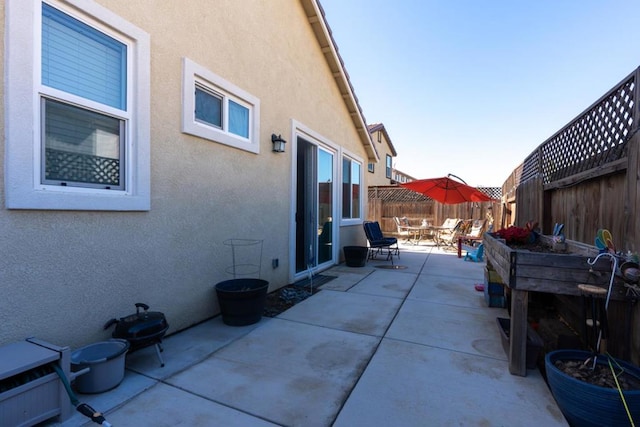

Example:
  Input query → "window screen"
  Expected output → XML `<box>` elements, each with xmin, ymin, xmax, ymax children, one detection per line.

<box><xmin>41</xmin><ymin>3</ymin><xmax>127</xmax><ymax>110</ymax></box>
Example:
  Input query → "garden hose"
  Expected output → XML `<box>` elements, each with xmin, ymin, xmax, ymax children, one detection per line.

<box><xmin>52</xmin><ymin>363</ymin><xmax>113</xmax><ymax>427</ymax></box>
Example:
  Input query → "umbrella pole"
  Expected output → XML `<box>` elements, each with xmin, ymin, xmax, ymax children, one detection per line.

<box><xmin>447</xmin><ymin>173</ymin><xmax>468</xmax><ymax>184</ymax></box>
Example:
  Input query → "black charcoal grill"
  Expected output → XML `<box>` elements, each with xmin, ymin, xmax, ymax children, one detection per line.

<box><xmin>104</xmin><ymin>303</ymin><xmax>169</xmax><ymax>367</ymax></box>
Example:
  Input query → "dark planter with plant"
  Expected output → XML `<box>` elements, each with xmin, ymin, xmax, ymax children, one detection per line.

<box><xmin>343</xmin><ymin>246</ymin><xmax>368</xmax><ymax>267</ymax></box>
<box><xmin>215</xmin><ymin>279</ymin><xmax>269</xmax><ymax>326</ymax></box>
<box><xmin>545</xmin><ymin>349</ymin><xmax>640</xmax><ymax>427</ymax></box>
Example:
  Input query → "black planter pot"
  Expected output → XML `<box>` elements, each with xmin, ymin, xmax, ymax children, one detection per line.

<box><xmin>545</xmin><ymin>349</ymin><xmax>640</xmax><ymax>427</ymax></box>
<box><xmin>215</xmin><ymin>279</ymin><xmax>269</xmax><ymax>326</ymax></box>
<box><xmin>343</xmin><ymin>246</ymin><xmax>368</xmax><ymax>267</ymax></box>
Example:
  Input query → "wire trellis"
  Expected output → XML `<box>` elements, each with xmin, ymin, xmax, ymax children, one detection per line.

<box><xmin>223</xmin><ymin>238</ymin><xmax>263</xmax><ymax>279</ymax></box>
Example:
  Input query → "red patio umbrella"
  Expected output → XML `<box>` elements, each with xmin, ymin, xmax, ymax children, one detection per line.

<box><xmin>400</xmin><ymin>174</ymin><xmax>493</xmax><ymax>204</ymax></box>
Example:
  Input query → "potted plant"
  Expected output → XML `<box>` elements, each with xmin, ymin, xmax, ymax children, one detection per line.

<box><xmin>343</xmin><ymin>245</ymin><xmax>368</xmax><ymax>267</ymax></box>
<box><xmin>215</xmin><ymin>238</ymin><xmax>269</xmax><ymax>326</ymax></box>
<box><xmin>215</xmin><ymin>278</ymin><xmax>269</xmax><ymax>326</ymax></box>
<box><xmin>545</xmin><ymin>349</ymin><xmax>640</xmax><ymax>426</ymax></box>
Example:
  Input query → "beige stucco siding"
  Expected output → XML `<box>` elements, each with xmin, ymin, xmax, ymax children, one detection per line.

<box><xmin>0</xmin><ymin>0</ymin><xmax>368</xmax><ymax>348</ymax></box>
<box><xmin>367</xmin><ymin>130</ymin><xmax>395</xmax><ymax>186</ymax></box>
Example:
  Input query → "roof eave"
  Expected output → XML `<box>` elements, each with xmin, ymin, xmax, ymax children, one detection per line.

<box><xmin>367</xmin><ymin>123</ymin><xmax>398</xmax><ymax>157</ymax></box>
<box><xmin>301</xmin><ymin>0</ymin><xmax>379</xmax><ymax>162</ymax></box>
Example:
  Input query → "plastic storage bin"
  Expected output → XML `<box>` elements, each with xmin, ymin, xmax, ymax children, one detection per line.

<box><xmin>484</xmin><ymin>267</ymin><xmax>506</xmax><ymax>308</ymax></box>
<box><xmin>71</xmin><ymin>339</ymin><xmax>129</xmax><ymax>393</ymax></box>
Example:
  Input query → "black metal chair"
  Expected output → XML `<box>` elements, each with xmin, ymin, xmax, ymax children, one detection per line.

<box><xmin>363</xmin><ymin>221</ymin><xmax>399</xmax><ymax>264</ymax></box>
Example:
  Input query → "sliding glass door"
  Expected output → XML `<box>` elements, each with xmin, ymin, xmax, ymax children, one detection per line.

<box><xmin>295</xmin><ymin>137</ymin><xmax>334</xmax><ymax>275</ymax></box>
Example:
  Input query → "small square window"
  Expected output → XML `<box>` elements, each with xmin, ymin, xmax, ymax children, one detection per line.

<box><xmin>195</xmin><ymin>85</ymin><xmax>222</xmax><ymax>128</ymax></box>
<box><xmin>182</xmin><ymin>58</ymin><xmax>260</xmax><ymax>153</ymax></box>
<box><xmin>229</xmin><ymin>100</ymin><xmax>249</xmax><ymax>138</ymax></box>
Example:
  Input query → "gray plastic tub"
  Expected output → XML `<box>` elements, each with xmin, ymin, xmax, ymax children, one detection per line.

<box><xmin>71</xmin><ymin>339</ymin><xmax>129</xmax><ymax>393</ymax></box>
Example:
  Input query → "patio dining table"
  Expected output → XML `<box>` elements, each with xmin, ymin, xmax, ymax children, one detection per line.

<box><xmin>402</xmin><ymin>226</ymin><xmax>432</xmax><ymax>245</ymax></box>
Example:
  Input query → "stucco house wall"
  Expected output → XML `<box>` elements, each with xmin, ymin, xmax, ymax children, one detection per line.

<box><xmin>0</xmin><ymin>0</ymin><xmax>372</xmax><ymax>348</ymax></box>
<box><xmin>366</xmin><ymin>123</ymin><xmax>397</xmax><ymax>186</ymax></box>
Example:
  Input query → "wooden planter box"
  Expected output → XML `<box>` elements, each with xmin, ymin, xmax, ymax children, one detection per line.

<box><xmin>483</xmin><ymin>232</ymin><xmax>625</xmax><ymax>376</ymax></box>
<box><xmin>483</xmin><ymin>233</ymin><xmax>620</xmax><ymax>295</ymax></box>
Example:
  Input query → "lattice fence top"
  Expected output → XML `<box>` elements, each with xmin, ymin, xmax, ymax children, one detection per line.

<box><xmin>368</xmin><ymin>185</ymin><xmax>501</xmax><ymax>202</ymax></box>
<box><xmin>521</xmin><ymin>152</ymin><xmax>540</xmax><ymax>183</ymax></box>
<box><xmin>519</xmin><ymin>69</ymin><xmax>638</xmax><ymax>185</ymax></box>
<box><xmin>477</xmin><ymin>186</ymin><xmax>502</xmax><ymax>200</ymax></box>
<box><xmin>368</xmin><ymin>186</ymin><xmax>429</xmax><ymax>201</ymax></box>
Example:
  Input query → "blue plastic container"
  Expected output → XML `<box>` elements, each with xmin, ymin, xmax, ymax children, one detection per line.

<box><xmin>545</xmin><ymin>349</ymin><xmax>640</xmax><ymax>427</ymax></box>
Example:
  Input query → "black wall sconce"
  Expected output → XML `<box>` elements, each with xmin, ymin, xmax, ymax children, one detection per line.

<box><xmin>271</xmin><ymin>134</ymin><xmax>286</xmax><ymax>153</ymax></box>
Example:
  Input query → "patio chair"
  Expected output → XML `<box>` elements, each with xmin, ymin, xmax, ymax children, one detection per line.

<box><xmin>464</xmin><ymin>243</ymin><xmax>484</xmax><ymax>262</ymax></box>
<box><xmin>363</xmin><ymin>221</ymin><xmax>399</xmax><ymax>263</ymax></box>
<box><xmin>436</xmin><ymin>218</ymin><xmax>465</xmax><ymax>247</ymax></box>
<box><xmin>459</xmin><ymin>219</ymin><xmax>487</xmax><ymax>247</ymax></box>
<box><xmin>393</xmin><ymin>216</ymin><xmax>411</xmax><ymax>241</ymax></box>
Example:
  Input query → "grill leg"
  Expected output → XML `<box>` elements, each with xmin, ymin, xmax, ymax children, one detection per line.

<box><xmin>154</xmin><ymin>343</ymin><xmax>165</xmax><ymax>367</ymax></box>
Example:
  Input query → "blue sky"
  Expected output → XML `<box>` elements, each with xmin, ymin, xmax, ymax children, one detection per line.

<box><xmin>320</xmin><ymin>0</ymin><xmax>640</xmax><ymax>187</ymax></box>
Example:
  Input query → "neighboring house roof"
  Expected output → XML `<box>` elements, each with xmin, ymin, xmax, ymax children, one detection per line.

<box><xmin>301</xmin><ymin>0</ymin><xmax>379</xmax><ymax>162</ymax></box>
<box><xmin>392</xmin><ymin>168</ymin><xmax>416</xmax><ymax>181</ymax></box>
<box><xmin>367</xmin><ymin>123</ymin><xmax>398</xmax><ymax>157</ymax></box>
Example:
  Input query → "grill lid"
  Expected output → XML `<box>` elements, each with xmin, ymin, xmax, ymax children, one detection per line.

<box><xmin>104</xmin><ymin>303</ymin><xmax>169</xmax><ymax>341</ymax></box>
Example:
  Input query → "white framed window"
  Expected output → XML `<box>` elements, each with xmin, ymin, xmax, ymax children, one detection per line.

<box><xmin>367</xmin><ymin>162</ymin><xmax>375</xmax><ymax>173</ymax></box>
<box><xmin>5</xmin><ymin>0</ymin><xmax>150</xmax><ymax>210</ymax></box>
<box><xmin>386</xmin><ymin>155</ymin><xmax>392</xmax><ymax>179</ymax></box>
<box><xmin>182</xmin><ymin>58</ymin><xmax>260</xmax><ymax>153</ymax></box>
<box><xmin>342</xmin><ymin>157</ymin><xmax>362</xmax><ymax>220</ymax></box>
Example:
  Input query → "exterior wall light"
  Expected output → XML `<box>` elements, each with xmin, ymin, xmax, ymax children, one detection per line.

<box><xmin>271</xmin><ymin>134</ymin><xmax>286</xmax><ymax>152</ymax></box>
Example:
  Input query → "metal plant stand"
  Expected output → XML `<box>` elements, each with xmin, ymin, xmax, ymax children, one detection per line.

<box><xmin>224</xmin><ymin>238</ymin><xmax>263</xmax><ymax>279</ymax></box>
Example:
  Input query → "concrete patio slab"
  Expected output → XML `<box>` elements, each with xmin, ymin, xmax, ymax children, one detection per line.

<box><xmin>417</xmin><ymin>251</ymin><xmax>485</xmax><ymax>279</ymax></box>
<box><xmin>125</xmin><ymin>317</ymin><xmax>266</xmax><ymax>379</ymax></box>
<box><xmin>387</xmin><ymin>299</ymin><xmax>506</xmax><ymax>360</ymax></box>
<box><xmin>166</xmin><ymin>319</ymin><xmax>379</xmax><ymax>426</ymax></box>
<box><xmin>56</xmin><ymin>369</ymin><xmax>156</xmax><ymax>427</ymax></box>
<box><xmin>194</xmin><ymin>319</ymin><xmax>379</xmax><ymax>379</ymax></box>
<box><xmin>318</xmin><ymin>270</ymin><xmax>371</xmax><ymax>291</ymax></box>
<box><xmin>278</xmin><ymin>289</ymin><xmax>404</xmax><ymax>335</ymax></box>
<box><xmin>50</xmin><ymin>242</ymin><xmax>567</xmax><ymax>427</ymax></box>
<box><xmin>96</xmin><ymin>382</ymin><xmax>278</xmax><ymax>426</ymax></box>
<box><xmin>333</xmin><ymin>338</ymin><xmax>566</xmax><ymax>427</ymax></box>
<box><xmin>409</xmin><ymin>271</ymin><xmax>491</xmax><ymax>309</ymax></box>
<box><xmin>347</xmin><ymin>269</ymin><xmax>418</xmax><ymax>298</ymax></box>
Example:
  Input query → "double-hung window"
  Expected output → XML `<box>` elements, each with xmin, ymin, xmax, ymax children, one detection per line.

<box><xmin>41</xmin><ymin>3</ymin><xmax>126</xmax><ymax>190</ymax></box>
<box><xmin>342</xmin><ymin>157</ymin><xmax>361</xmax><ymax>219</ymax></box>
<box><xmin>5</xmin><ymin>0</ymin><xmax>150</xmax><ymax>210</ymax></box>
<box><xmin>386</xmin><ymin>155</ymin><xmax>392</xmax><ymax>179</ymax></box>
<box><xmin>182</xmin><ymin>58</ymin><xmax>260</xmax><ymax>153</ymax></box>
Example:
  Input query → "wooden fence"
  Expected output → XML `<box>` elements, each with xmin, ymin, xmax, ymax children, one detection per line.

<box><xmin>498</xmin><ymin>66</ymin><xmax>640</xmax><ymax>364</ymax></box>
<box><xmin>367</xmin><ymin>186</ymin><xmax>501</xmax><ymax>233</ymax></box>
